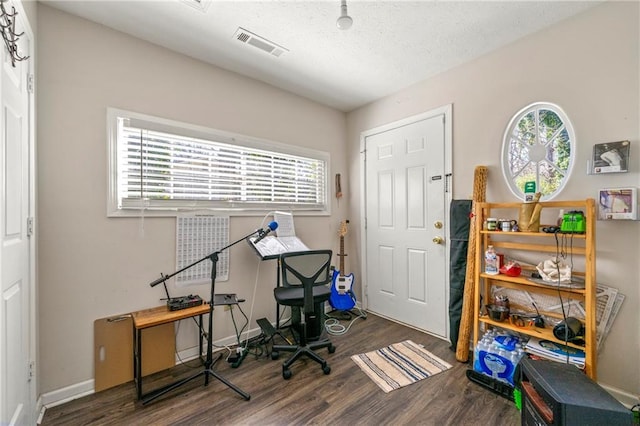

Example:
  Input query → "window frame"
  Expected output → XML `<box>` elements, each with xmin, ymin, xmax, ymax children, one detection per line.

<box><xmin>501</xmin><ymin>102</ymin><xmax>575</xmax><ymax>201</ymax></box>
<box><xmin>107</xmin><ymin>108</ymin><xmax>331</xmax><ymax>217</ymax></box>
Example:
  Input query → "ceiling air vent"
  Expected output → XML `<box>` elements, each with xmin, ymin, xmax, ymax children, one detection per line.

<box><xmin>181</xmin><ymin>0</ymin><xmax>211</xmax><ymax>13</ymax></box>
<box><xmin>234</xmin><ymin>27</ymin><xmax>288</xmax><ymax>58</ymax></box>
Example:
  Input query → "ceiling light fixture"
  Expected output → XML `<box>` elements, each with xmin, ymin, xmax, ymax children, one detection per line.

<box><xmin>336</xmin><ymin>0</ymin><xmax>353</xmax><ymax>30</ymax></box>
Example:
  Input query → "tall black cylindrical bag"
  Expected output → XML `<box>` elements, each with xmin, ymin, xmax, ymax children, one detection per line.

<box><xmin>448</xmin><ymin>199</ymin><xmax>472</xmax><ymax>351</ymax></box>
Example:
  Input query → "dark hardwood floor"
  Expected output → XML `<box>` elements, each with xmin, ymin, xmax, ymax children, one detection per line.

<box><xmin>41</xmin><ymin>313</ymin><xmax>520</xmax><ymax>425</ymax></box>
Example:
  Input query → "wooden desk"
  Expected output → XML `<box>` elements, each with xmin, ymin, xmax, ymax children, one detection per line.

<box><xmin>131</xmin><ymin>303</ymin><xmax>210</xmax><ymax>402</ymax></box>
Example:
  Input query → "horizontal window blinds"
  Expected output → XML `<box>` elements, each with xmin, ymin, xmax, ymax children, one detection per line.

<box><xmin>117</xmin><ymin>117</ymin><xmax>327</xmax><ymax>210</ymax></box>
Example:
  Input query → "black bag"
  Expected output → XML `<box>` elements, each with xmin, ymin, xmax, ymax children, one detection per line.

<box><xmin>448</xmin><ymin>199</ymin><xmax>472</xmax><ymax>351</ymax></box>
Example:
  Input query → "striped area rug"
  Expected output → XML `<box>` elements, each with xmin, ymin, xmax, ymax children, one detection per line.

<box><xmin>351</xmin><ymin>340</ymin><xmax>452</xmax><ymax>393</ymax></box>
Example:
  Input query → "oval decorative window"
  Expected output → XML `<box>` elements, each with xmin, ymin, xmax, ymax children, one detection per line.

<box><xmin>501</xmin><ymin>102</ymin><xmax>575</xmax><ymax>200</ymax></box>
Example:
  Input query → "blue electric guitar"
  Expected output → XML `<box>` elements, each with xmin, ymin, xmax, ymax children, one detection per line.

<box><xmin>329</xmin><ymin>220</ymin><xmax>356</xmax><ymax>311</ymax></box>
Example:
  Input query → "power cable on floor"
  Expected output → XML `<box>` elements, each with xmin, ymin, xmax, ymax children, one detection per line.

<box><xmin>324</xmin><ymin>307</ymin><xmax>367</xmax><ymax>335</ymax></box>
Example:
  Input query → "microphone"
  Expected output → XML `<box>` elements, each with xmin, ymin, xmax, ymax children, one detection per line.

<box><xmin>253</xmin><ymin>221</ymin><xmax>278</xmax><ymax>244</ymax></box>
<box><xmin>149</xmin><ymin>274</ymin><xmax>167</xmax><ymax>287</ymax></box>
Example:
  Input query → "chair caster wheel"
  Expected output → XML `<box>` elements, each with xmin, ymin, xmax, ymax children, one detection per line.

<box><xmin>328</xmin><ymin>344</ymin><xmax>336</xmax><ymax>354</ymax></box>
<box><xmin>283</xmin><ymin>368</ymin><xmax>292</xmax><ymax>380</ymax></box>
<box><xmin>322</xmin><ymin>364</ymin><xmax>331</xmax><ymax>375</ymax></box>
<box><xmin>271</xmin><ymin>351</ymin><xmax>279</xmax><ymax>360</ymax></box>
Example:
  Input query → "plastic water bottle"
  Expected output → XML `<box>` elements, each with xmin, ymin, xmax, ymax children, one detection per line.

<box><xmin>473</xmin><ymin>339</ymin><xmax>487</xmax><ymax>373</ymax></box>
<box><xmin>485</xmin><ymin>245</ymin><xmax>499</xmax><ymax>275</ymax></box>
<box><xmin>473</xmin><ymin>340</ymin><xmax>482</xmax><ymax>369</ymax></box>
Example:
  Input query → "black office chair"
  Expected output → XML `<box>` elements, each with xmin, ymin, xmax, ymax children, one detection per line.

<box><xmin>272</xmin><ymin>249</ymin><xmax>336</xmax><ymax>379</ymax></box>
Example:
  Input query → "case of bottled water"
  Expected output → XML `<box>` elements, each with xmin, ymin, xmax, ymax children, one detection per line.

<box><xmin>473</xmin><ymin>329</ymin><xmax>526</xmax><ymax>386</ymax></box>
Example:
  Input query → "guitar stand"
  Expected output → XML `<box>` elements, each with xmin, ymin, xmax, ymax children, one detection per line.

<box><xmin>329</xmin><ymin>309</ymin><xmax>354</xmax><ymax>321</ymax></box>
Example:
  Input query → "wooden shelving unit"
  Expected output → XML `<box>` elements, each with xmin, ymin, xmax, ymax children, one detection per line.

<box><xmin>472</xmin><ymin>199</ymin><xmax>597</xmax><ymax>379</ymax></box>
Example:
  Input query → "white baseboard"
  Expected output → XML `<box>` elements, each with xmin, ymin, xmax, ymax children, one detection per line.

<box><xmin>599</xmin><ymin>382</ymin><xmax>639</xmax><ymax>409</ymax></box>
<box><xmin>36</xmin><ymin>399</ymin><xmax>46</xmax><ymax>425</ymax></box>
<box><xmin>40</xmin><ymin>379</ymin><xmax>94</xmax><ymax>409</ymax></box>
<box><xmin>39</xmin><ymin>326</ymin><xmax>265</xmax><ymax>409</ymax></box>
<box><xmin>176</xmin><ymin>325</ymin><xmax>263</xmax><ymax>362</ymax></box>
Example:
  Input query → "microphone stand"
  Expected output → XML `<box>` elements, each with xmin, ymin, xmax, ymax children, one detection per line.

<box><xmin>144</xmin><ymin>228</ymin><xmax>265</xmax><ymax>404</ymax></box>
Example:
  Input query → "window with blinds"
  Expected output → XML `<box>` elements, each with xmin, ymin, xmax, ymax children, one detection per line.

<box><xmin>107</xmin><ymin>108</ymin><xmax>329</xmax><ymax>216</ymax></box>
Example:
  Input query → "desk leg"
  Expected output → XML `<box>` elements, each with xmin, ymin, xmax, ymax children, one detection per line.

<box><xmin>136</xmin><ymin>328</ymin><xmax>142</xmax><ymax>400</ymax></box>
<box><xmin>198</xmin><ymin>314</ymin><xmax>204</xmax><ymax>363</ymax></box>
<box><xmin>132</xmin><ymin>306</ymin><xmax>250</xmax><ymax>405</ymax></box>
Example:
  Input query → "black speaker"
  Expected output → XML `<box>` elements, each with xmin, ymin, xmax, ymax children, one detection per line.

<box><xmin>553</xmin><ymin>317</ymin><xmax>583</xmax><ymax>341</ymax></box>
<box><xmin>520</xmin><ymin>358</ymin><xmax>631</xmax><ymax>425</ymax></box>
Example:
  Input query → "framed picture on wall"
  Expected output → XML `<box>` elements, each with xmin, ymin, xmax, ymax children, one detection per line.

<box><xmin>598</xmin><ymin>188</ymin><xmax>637</xmax><ymax>220</ymax></box>
<box><xmin>591</xmin><ymin>140</ymin><xmax>630</xmax><ymax>174</ymax></box>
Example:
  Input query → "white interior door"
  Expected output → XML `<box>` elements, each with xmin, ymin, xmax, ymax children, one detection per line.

<box><xmin>363</xmin><ymin>106</ymin><xmax>451</xmax><ymax>338</ymax></box>
<box><xmin>1</xmin><ymin>2</ymin><xmax>34</xmax><ymax>424</ymax></box>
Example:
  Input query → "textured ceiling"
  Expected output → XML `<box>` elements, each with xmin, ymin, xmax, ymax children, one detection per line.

<box><xmin>45</xmin><ymin>0</ymin><xmax>602</xmax><ymax>112</ymax></box>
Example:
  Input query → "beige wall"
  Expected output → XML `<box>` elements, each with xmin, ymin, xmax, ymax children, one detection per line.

<box><xmin>37</xmin><ymin>1</ymin><xmax>639</xmax><ymax>401</ymax></box>
<box><xmin>347</xmin><ymin>1</ymin><xmax>639</xmax><ymax>398</ymax></box>
<box><xmin>36</xmin><ymin>5</ymin><xmax>348</xmax><ymax>394</ymax></box>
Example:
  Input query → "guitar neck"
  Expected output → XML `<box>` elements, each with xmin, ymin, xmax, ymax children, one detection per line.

<box><xmin>337</xmin><ymin>235</ymin><xmax>346</xmax><ymax>275</ymax></box>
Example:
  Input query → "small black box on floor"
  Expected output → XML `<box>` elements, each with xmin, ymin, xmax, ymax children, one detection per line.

<box><xmin>519</xmin><ymin>358</ymin><xmax>631</xmax><ymax>425</ymax></box>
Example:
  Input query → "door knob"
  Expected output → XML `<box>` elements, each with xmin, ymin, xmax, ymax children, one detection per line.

<box><xmin>434</xmin><ymin>221</ymin><xmax>443</xmax><ymax>229</ymax></box>
<box><xmin>432</xmin><ymin>236</ymin><xmax>444</xmax><ymax>245</ymax></box>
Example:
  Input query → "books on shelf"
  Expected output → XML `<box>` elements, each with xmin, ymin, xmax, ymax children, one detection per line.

<box><xmin>524</xmin><ymin>337</ymin><xmax>585</xmax><ymax>368</ymax></box>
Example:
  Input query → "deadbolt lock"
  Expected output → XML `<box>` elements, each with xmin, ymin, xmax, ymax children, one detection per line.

<box><xmin>434</xmin><ymin>221</ymin><xmax>443</xmax><ymax>229</ymax></box>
